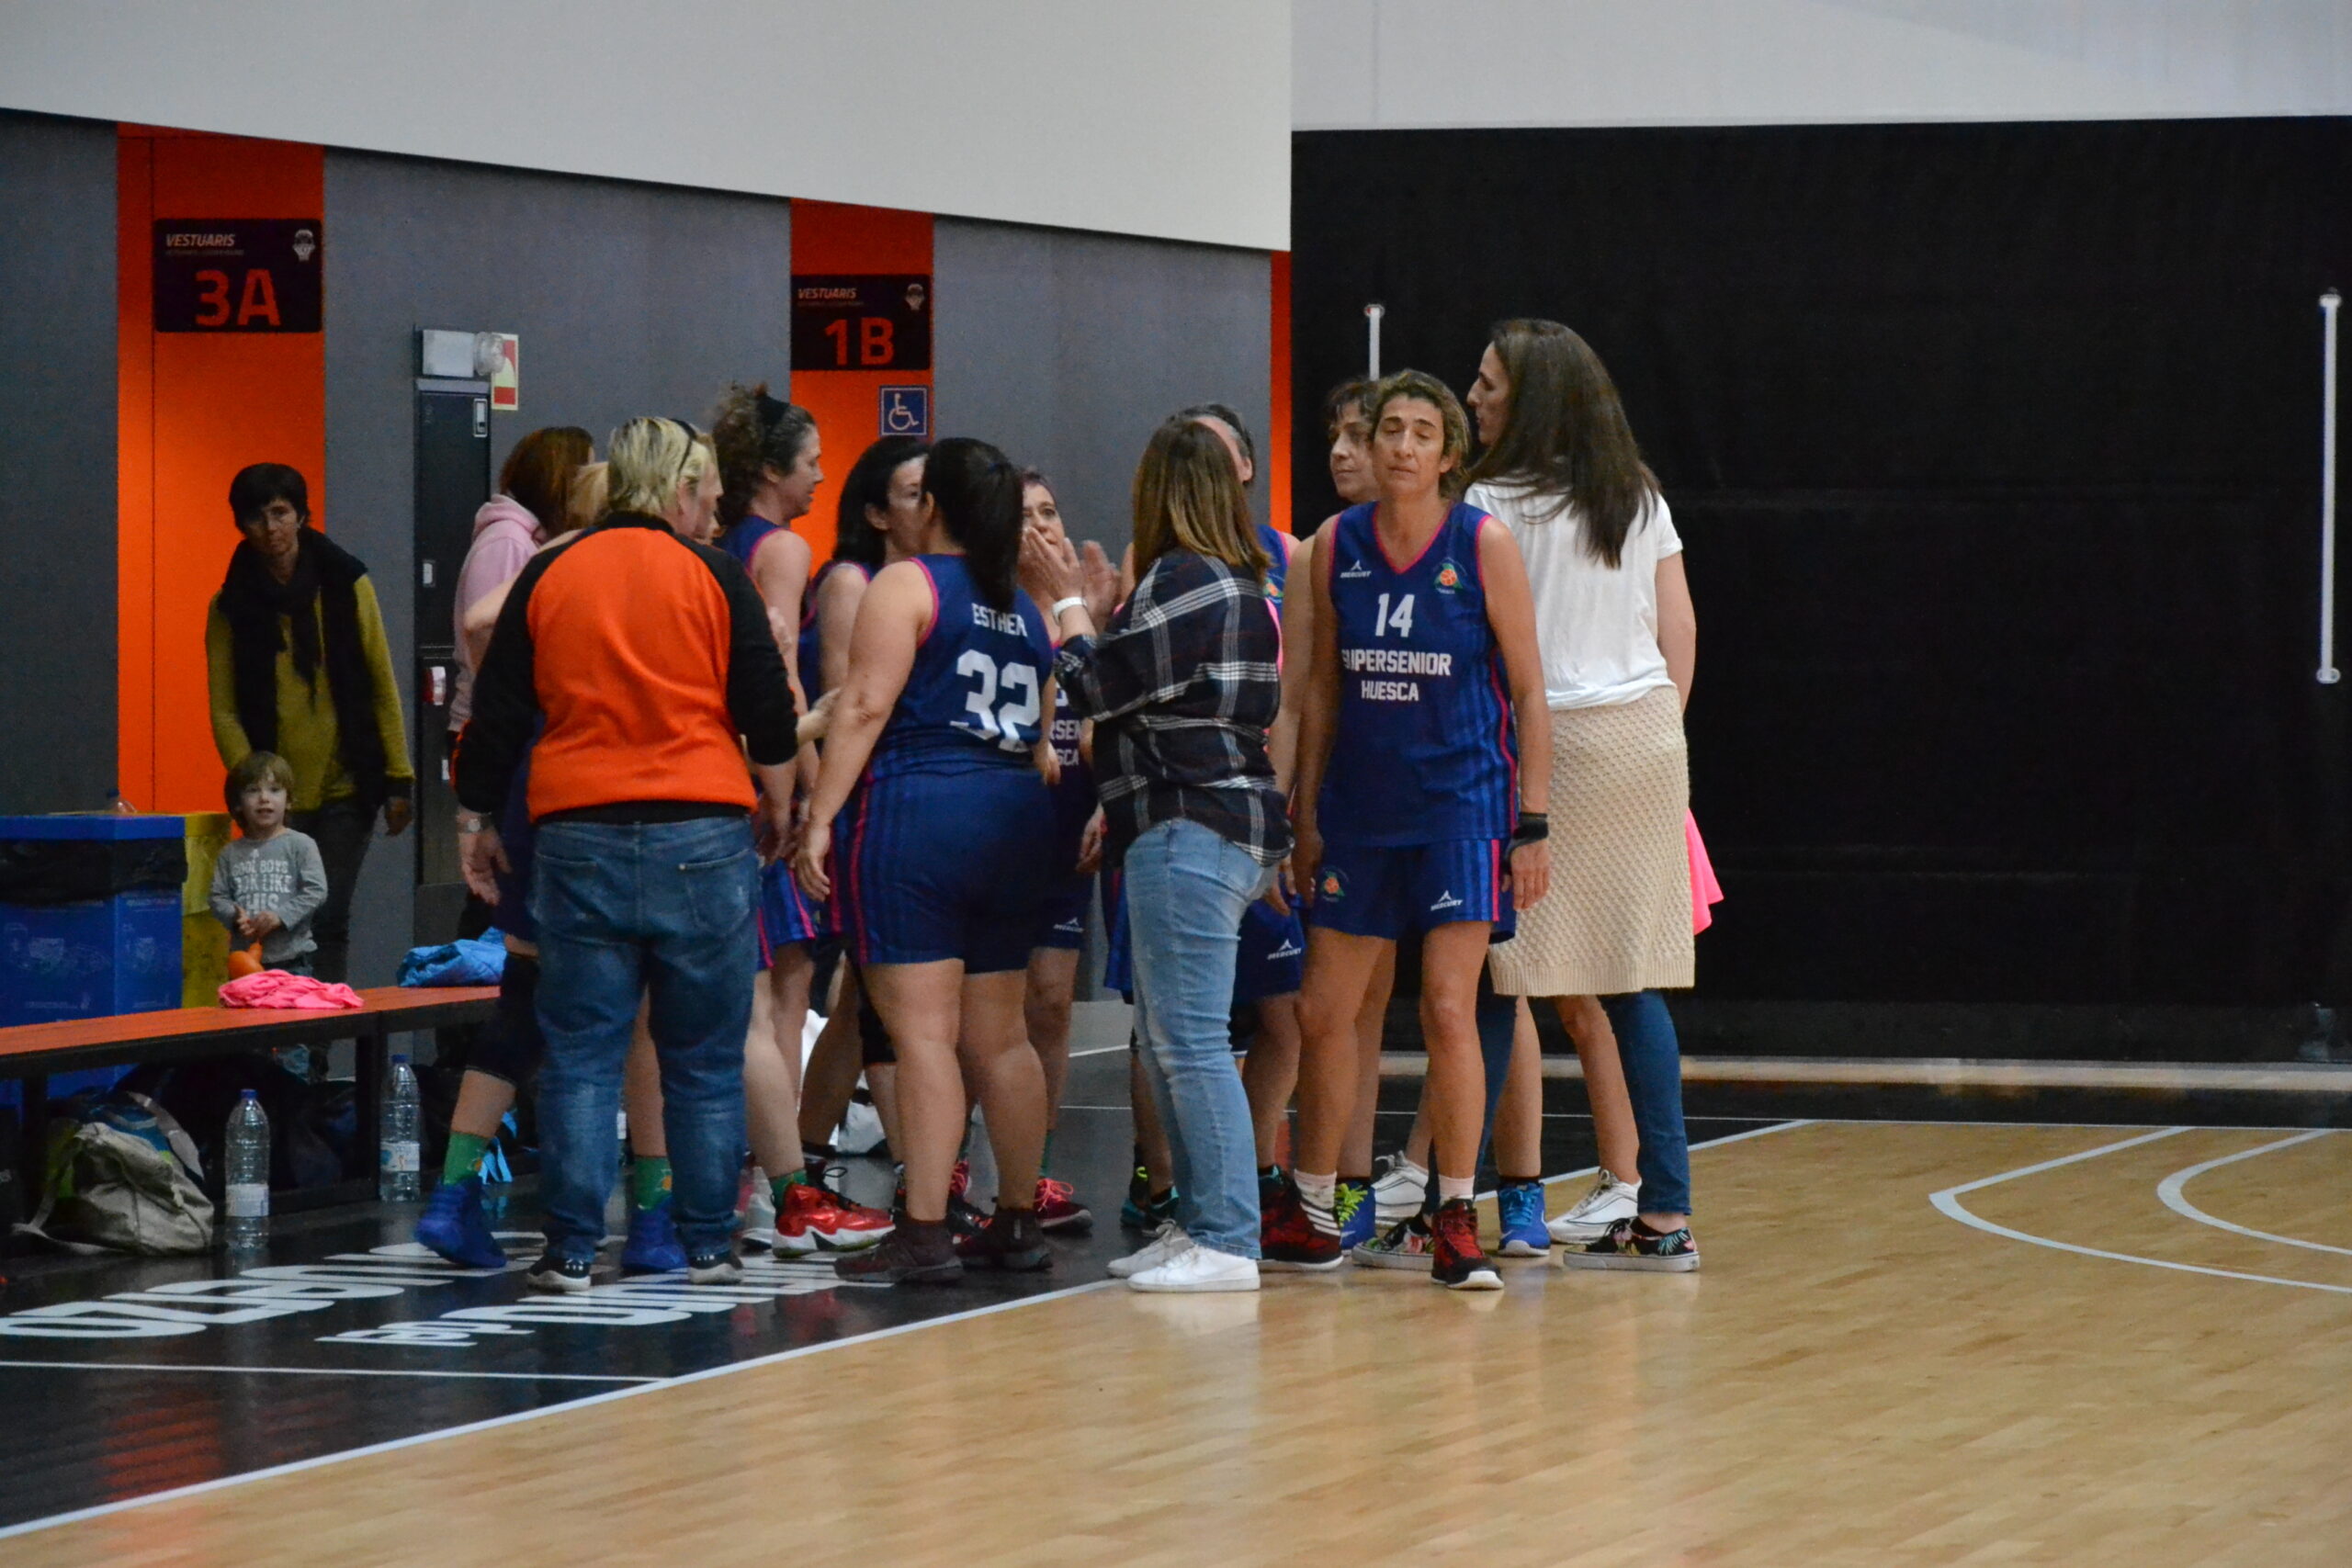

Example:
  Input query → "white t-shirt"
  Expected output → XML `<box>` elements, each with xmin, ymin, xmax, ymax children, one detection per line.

<box><xmin>1464</xmin><ymin>479</ymin><xmax>1681</xmax><ymax>710</ymax></box>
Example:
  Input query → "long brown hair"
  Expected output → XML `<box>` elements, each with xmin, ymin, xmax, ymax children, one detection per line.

<box><xmin>1464</xmin><ymin>319</ymin><xmax>1658</xmax><ymax>569</ymax></box>
<box><xmin>1132</xmin><ymin>416</ymin><xmax>1269</xmax><ymax>581</ymax></box>
<box><xmin>498</xmin><ymin>426</ymin><xmax>594</xmax><ymax>535</ymax></box>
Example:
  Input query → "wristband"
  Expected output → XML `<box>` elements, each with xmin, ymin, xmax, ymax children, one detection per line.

<box><xmin>1049</xmin><ymin>595</ymin><xmax>1087</xmax><ymax>620</ymax></box>
<box><xmin>1510</xmin><ymin>811</ymin><xmax>1549</xmax><ymax>850</ymax></box>
<box><xmin>458</xmin><ymin>815</ymin><xmax>489</xmax><ymax>836</ymax></box>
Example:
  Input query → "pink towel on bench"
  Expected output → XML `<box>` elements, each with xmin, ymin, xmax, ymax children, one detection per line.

<box><xmin>219</xmin><ymin>971</ymin><xmax>365</xmax><ymax>1010</ymax></box>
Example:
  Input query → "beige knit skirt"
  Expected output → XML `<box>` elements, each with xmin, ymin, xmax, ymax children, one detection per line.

<box><xmin>1488</xmin><ymin>687</ymin><xmax>1693</xmax><ymax>997</ymax></box>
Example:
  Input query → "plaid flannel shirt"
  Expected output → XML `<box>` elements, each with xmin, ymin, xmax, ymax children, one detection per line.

<box><xmin>1051</xmin><ymin>548</ymin><xmax>1290</xmax><ymax>869</ymax></box>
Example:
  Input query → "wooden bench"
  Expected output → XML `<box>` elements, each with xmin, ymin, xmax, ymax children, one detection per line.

<box><xmin>0</xmin><ymin>986</ymin><xmax>499</xmax><ymax>1217</ymax></box>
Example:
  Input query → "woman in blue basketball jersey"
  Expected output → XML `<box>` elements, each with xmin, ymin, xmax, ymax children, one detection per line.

<box><xmin>793</xmin><ymin>436</ymin><xmax>927</xmax><ymax>1189</ymax></box>
<box><xmin>1267</xmin><ymin>371</ymin><xmax>1554</xmax><ymax>1291</ymax></box>
<box><xmin>796</xmin><ymin>437</ymin><xmax>1057</xmax><ymax>1283</ymax></box>
<box><xmin>712</xmin><ymin>387</ymin><xmax>897</xmax><ymax>1257</ymax></box>
<box><xmin>1018</xmin><ymin>470</ymin><xmax>1110</xmax><ymax>1235</ymax></box>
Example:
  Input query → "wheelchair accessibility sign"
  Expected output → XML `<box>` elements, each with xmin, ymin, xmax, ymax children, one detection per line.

<box><xmin>880</xmin><ymin>386</ymin><xmax>930</xmax><ymax>437</ymax></box>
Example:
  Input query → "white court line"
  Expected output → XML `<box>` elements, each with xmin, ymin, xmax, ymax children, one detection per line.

<box><xmin>1929</xmin><ymin>1126</ymin><xmax>2352</xmax><ymax>1296</ymax></box>
<box><xmin>1480</xmin><ymin>1118</ymin><xmax>1815</xmax><ymax>1201</ymax></box>
<box><xmin>0</xmin><ymin>1278</ymin><xmax>1121</xmax><ymax>1544</ymax></box>
<box><xmin>2154</xmin><ymin>1130</ymin><xmax>2352</xmax><ymax>1258</ymax></box>
<box><xmin>0</xmin><ymin>1360</ymin><xmax>652</xmax><ymax>1383</ymax></box>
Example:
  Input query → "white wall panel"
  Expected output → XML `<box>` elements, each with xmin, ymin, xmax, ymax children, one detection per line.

<box><xmin>1295</xmin><ymin>0</ymin><xmax>2352</xmax><ymax>129</ymax></box>
<box><xmin>0</xmin><ymin>0</ymin><xmax>1289</xmax><ymax>249</ymax></box>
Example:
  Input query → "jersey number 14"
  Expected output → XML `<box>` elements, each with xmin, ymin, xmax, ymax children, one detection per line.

<box><xmin>1374</xmin><ymin>592</ymin><xmax>1416</xmax><ymax>638</ymax></box>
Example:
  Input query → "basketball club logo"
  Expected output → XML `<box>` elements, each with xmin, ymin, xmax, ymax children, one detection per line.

<box><xmin>1318</xmin><ymin>866</ymin><xmax>1346</xmax><ymax>901</ymax></box>
<box><xmin>1434</xmin><ymin>558</ymin><xmax>1464</xmax><ymax>592</ymax></box>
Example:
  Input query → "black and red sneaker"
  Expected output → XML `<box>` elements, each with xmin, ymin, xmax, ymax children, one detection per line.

<box><xmin>1260</xmin><ymin>1177</ymin><xmax>1344</xmax><ymax>1271</ymax></box>
<box><xmin>1557</xmin><ymin>1216</ymin><xmax>1701</xmax><ymax>1273</ymax></box>
<box><xmin>1430</xmin><ymin>1198</ymin><xmax>1502</xmax><ymax>1291</ymax></box>
<box><xmin>955</xmin><ymin>1206</ymin><xmax>1051</xmax><ymax>1271</ymax></box>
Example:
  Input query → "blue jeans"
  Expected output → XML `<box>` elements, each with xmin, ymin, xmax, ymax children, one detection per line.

<box><xmin>530</xmin><ymin>817</ymin><xmax>758</xmax><ymax>1261</ymax></box>
<box><xmin>1602</xmin><ymin>991</ymin><xmax>1691</xmax><ymax>1215</ymax></box>
<box><xmin>1124</xmin><ymin>818</ymin><xmax>1277</xmax><ymax>1258</ymax></box>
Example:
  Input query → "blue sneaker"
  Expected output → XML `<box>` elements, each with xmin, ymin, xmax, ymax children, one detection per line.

<box><xmin>415</xmin><ymin>1175</ymin><xmax>507</xmax><ymax>1269</ymax></box>
<box><xmin>1496</xmin><ymin>1179</ymin><xmax>1551</xmax><ymax>1258</ymax></box>
<box><xmin>1335</xmin><ymin>1178</ymin><xmax>1376</xmax><ymax>1250</ymax></box>
<box><xmin>621</xmin><ymin>1201</ymin><xmax>689</xmax><ymax>1273</ymax></box>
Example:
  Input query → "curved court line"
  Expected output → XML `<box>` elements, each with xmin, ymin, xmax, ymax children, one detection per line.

<box><xmin>1928</xmin><ymin>1125</ymin><xmax>2352</xmax><ymax>1296</ymax></box>
<box><xmin>2154</xmin><ymin>1130</ymin><xmax>2351</xmax><ymax>1257</ymax></box>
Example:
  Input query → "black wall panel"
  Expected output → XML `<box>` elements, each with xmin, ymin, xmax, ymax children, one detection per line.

<box><xmin>0</xmin><ymin>111</ymin><xmax>117</xmax><ymax>813</ymax></box>
<box><xmin>1295</xmin><ymin>119</ymin><xmax>2352</xmax><ymax>1013</ymax></box>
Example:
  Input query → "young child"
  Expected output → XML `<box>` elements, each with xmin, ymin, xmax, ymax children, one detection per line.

<box><xmin>208</xmin><ymin>751</ymin><xmax>330</xmax><ymax>976</ymax></box>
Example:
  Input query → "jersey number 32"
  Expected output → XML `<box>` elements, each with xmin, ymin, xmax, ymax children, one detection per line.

<box><xmin>955</xmin><ymin>650</ymin><xmax>1041</xmax><ymax>750</ymax></box>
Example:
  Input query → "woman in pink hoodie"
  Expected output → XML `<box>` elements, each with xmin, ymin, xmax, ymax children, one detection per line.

<box><xmin>448</xmin><ymin>426</ymin><xmax>594</xmax><ymax>737</ymax></box>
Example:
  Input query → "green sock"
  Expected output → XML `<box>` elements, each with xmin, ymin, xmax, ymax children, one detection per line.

<box><xmin>442</xmin><ymin>1132</ymin><xmax>492</xmax><ymax>1185</ymax></box>
<box><xmin>770</xmin><ymin>1168</ymin><xmax>808</xmax><ymax>1207</ymax></box>
<box><xmin>1040</xmin><ymin>1129</ymin><xmax>1056</xmax><ymax>1177</ymax></box>
<box><xmin>631</xmin><ymin>1155</ymin><xmax>673</xmax><ymax>1213</ymax></box>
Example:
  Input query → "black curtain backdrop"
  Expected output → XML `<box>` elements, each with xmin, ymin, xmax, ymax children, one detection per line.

<box><xmin>1294</xmin><ymin>118</ymin><xmax>2352</xmax><ymax>1015</ymax></box>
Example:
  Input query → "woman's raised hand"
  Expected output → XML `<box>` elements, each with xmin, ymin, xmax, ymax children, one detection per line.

<box><xmin>1019</xmin><ymin>521</ymin><xmax>1081</xmax><ymax>608</ymax></box>
<box><xmin>1079</xmin><ymin>539</ymin><xmax>1118</xmax><ymax>624</ymax></box>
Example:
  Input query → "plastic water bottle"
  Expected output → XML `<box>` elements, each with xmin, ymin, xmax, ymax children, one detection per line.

<box><xmin>224</xmin><ymin>1089</ymin><xmax>270</xmax><ymax>1251</ymax></box>
<box><xmin>380</xmin><ymin>1054</ymin><xmax>422</xmax><ymax>1201</ymax></box>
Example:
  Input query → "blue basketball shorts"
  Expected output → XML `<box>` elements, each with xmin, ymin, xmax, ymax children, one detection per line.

<box><xmin>1233</xmin><ymin>894</ymin><xmax>1306</xmax><ymax>1003</ymax></box>
<box><xmin>829</xmin><ymin>767</ymin><xmax>1054</xmax><ymax>975</ymax></box>
<box><xmin>1306</xmin><ymin>838</ymin><xmax>1516</xmax><ymax>942</ymax></box>
<box><xmin>1101</xmin><ymin>867</ymin><xmax>1304</xmax><ymax>1004</ymax></box>
<box><xmin>754</xmin><ymin>859</ymin><xmax>824</xmax><ymax>971</ymax></box>
<box><xmin>1034</xmin><ymin>873</ymin><xmax>1094</xmax><ymax>953</ymax></box>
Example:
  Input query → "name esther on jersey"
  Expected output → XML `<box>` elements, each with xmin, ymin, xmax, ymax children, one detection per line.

<box><xmin>972</xmin><ymin>604</ymin><xmax>1029</xmax><ymax>636</ymax></box>
<box><xmin>1342</xmin><ymin>644</ymin><xmax>1452</xmax><ymax>703</ymax></box>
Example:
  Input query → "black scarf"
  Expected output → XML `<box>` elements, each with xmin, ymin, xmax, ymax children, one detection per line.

<box><xmin>217</xmin><ymin>527</ymin><xmax>393</xmax><ymax>810</ymax></box>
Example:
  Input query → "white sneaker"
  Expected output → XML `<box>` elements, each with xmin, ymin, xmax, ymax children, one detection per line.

<box><xmin>1371</xmin><ymin>1155</ymin><xmax>1429</xmax><ymax>1226</ymax></box>
<box><xmin>1108</xmin><ymin>1221</ymin><xmax>1194</xmax><ymax>1279</ymax></box>
<box><xmin>1128</xmin><ymin>1246</ymin><xmax>1259</xmax><ymax>1293</ymax></box>
<box><xmin>1547</xmin><ymin>1168</ymin><xmax>1640</xmax><ymax>1243</ymax></box>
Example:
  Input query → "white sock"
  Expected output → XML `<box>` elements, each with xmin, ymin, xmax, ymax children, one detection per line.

<box><xmin>1438</xmin><ymin>1174</ymin><xmax>1476</xmax><ymax>1204</ymax></box>
<box><xmin>1295</xmin><ymin>1170</ymin><xmax>1338</xmax><ymax>1233</ymax></box>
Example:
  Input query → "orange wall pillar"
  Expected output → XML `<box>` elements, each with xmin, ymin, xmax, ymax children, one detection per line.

<box><xmin>118</xmin><ymin>128</ymin><xmax>325</xmax><ymax>813</ymax></box>
<box><xmin>788</xmin><ymin>201</ymin><xmax>933</xmax><ymax>566</ymax></box>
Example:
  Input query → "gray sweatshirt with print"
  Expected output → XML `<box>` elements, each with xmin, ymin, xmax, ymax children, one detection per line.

<box><xmin>207</xmin><ymin>829</ymin><xmax>329</xmax><ymax>967</ymax></box>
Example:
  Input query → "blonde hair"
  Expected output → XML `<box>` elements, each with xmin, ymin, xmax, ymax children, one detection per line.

<box><xmin>606</xmin><ymin>418</ymin><xmax>717</xmax><ymax>517</ymax></box>
<box><xmin>1132</xmin><ymin>416</ymin><xmax>1269</xmax><ymax>581</ymax></box>
<box><xmin>1369</xmin><ymin>370</ymin><xmax>1474</xmax><ymax>500</ymax></box>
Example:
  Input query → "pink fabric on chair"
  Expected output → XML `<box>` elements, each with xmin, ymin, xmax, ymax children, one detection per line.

<box><xmin>219</xmin><ymin>971</ymin><xmax>366</xmax><ymax>1010</ymax></box>
<box><xmin>1687</xmin><ymin>810</ymin><xmax>1724</xmax><ymax>934</ymax></box>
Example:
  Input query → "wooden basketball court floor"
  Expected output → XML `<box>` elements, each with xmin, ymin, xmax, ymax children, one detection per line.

<box><xmin>0</xmin><ymin>1108</ymin><xmax>2343</xmax><ymax>1566</ymax></box>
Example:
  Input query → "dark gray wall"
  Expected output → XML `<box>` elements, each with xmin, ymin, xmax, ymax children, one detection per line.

<box><xmin>933</xmin><ymin>220</ymin><xmax>1271</xmax><ymax>562</ymax></box>
<box><xmin>0</xmin><ymin>111</ymin><xmax>117</xmax><ymax>814</ymax></box>
<box><xmin>324</xmin><ymin>150</ymin><xmax>791</xmax><ymax>982</ymax></box>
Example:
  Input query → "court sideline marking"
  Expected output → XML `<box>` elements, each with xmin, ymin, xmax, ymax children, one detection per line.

<box><xmin>0</xmin><ymin>1118</ymin><xmax>1817</xmax><ymax>1540</ymax></box>
<box><xmin>2154</xmin><ymin>1129</ymin><xmax>2349</xmax><ymax>1257</ymax></box>
<box><xmin>0</xmin><ymin>1360</ymin><xmax>652</xmax><ymax>1383</ymax></box>
<box><xmin>0</xmin><ymin>1279</ymin><xmax>1122</xmax><ymax>1544</ymax></box>
<box><xmin>1929</xmin><ymin>1125</ymin><xmax>2352</xmax><ymax>1295</ymax></box>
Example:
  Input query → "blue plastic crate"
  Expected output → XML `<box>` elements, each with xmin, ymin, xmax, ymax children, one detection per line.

<box><xmin>0</xmin><ymin>888</ymin><xmax>184</xmax><ymax>1027</ymax></box>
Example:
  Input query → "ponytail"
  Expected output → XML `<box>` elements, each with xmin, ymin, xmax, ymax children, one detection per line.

<box><xmin>922</xmin><ymin>437</ymin><xmax>1023</xmax><ymax>610</ymax></box>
